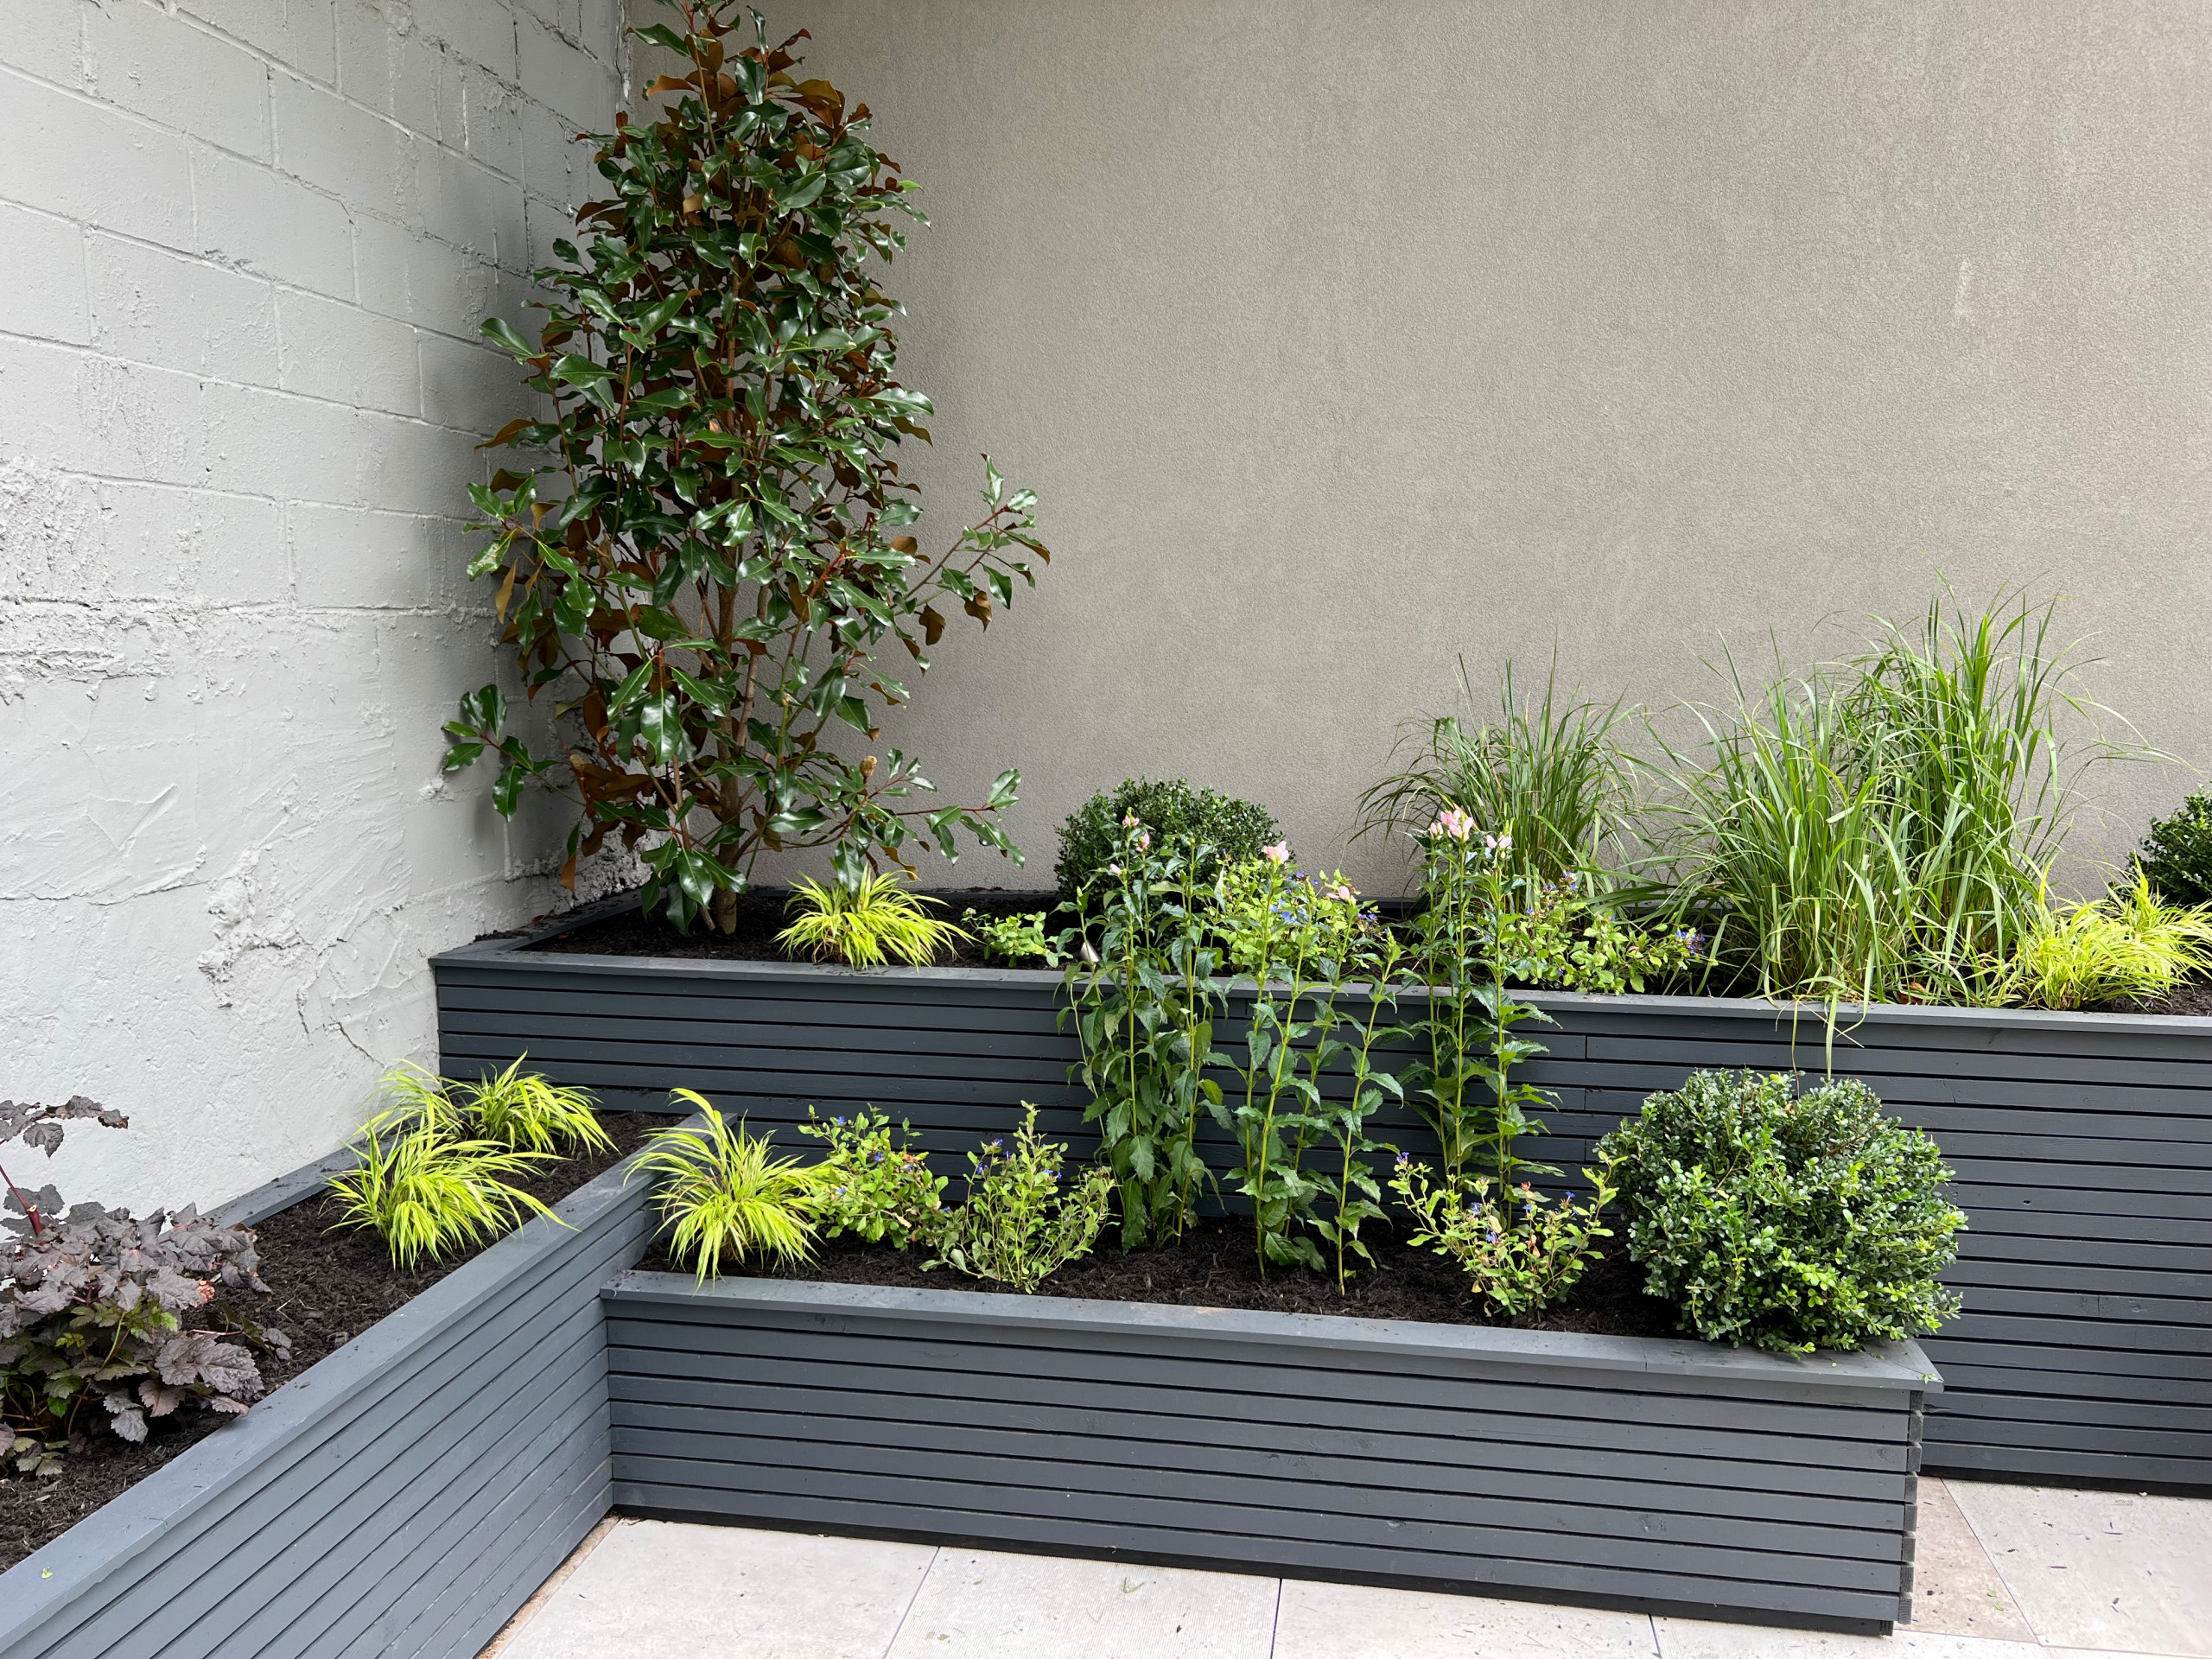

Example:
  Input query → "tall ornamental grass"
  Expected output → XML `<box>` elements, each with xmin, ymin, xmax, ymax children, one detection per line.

<box><xmin>1660</xmin><ymin>664</ymin><xmax>1918</xmax><ymax>1004</ymax></box>
<box><xmin>1657</xmin><ymin>591</ymin><xmax>2136</xmax><ymax>1005</ymax></box>
<box><xmin>1356</xmin><ymin>658</ymin><xmax>1638</xmax><ymax>891</ymax></box>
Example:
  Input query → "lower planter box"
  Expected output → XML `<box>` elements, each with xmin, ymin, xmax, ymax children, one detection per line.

<box><xmin>0</xmin><ymin>1152</ymin><xmax>1940</xmax><ymax>1647</ymax></box>
<box><xmin>0</xmin><ymin>1152</ymin><xmax>658</xmax><ymax>1659</ymax></box>
<box><xmin>602</xmin><ymin>1273</ymin><xmax>1939</xmax><ymax>1631</ymax></box>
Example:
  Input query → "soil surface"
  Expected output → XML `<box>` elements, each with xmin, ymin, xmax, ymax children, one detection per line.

<box><xmin>524</xmin><ymin>887</ymin><xmax>1064</xmax><ymax>967</ymax></box>
<box><xmin>0</xmin><ymin>1113</ymin><xmax>663</xmax><ymax>1573</ymax></box>
<box><xmin>2086</xmin><ymin>980</ymin><xmax>2212</xmax><ymax>1017</ymax></box>
<box><xmin>517</xmin><ymin>892</ymin><xmax>2212</xmax><ymax>1019</ymax></box>
<box><xmin>651</xmin><ymin>1218</ymin><xmax>1679</xmax><ymax>1339</ymax></box>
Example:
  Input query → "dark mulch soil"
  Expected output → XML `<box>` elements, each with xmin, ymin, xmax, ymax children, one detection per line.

<box><xmin>518</xmin><ymin>895</ymin><xmax>2212</xmax><ymax>1020</ymax></box>
<box><xmin>524</xmin><ymin>887</ymin><xmax>1065</xmax><ymax>967</ymax></box>
<box><xmin>0</xmin><ymin>1113</ymin><xmax>664</xmax><ymax>1574</ymax></box>
<box><xmin>650</xmin><ymin>1219</ymin><xmax>1679</xmax><ymax>1339</ymax></box>
<box><xmin>2086</xmin><ymin>979</ymin><xmax>2212</xmax><ymax>1017</ymax></box>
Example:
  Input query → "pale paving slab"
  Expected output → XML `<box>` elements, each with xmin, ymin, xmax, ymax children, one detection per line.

<box><xmin>1904</xmin><ymin>1478</ymin><xmax>2039</xmax><ymax>1644</ymax></box>
<box><xmin>884</xmin><ymin>1546</ymin><xmax>1277</xmax><ymax>1658</ymax></box>
<box><xmin>1274</xmin><ymin>1576</ymin><xmax>1659</xmax><ymax>1656</ymax></box>
<box><xmin>496</xmin><ymin>1520</ymin><xmax>935</xmax><ymax>1659</ymax></box>
<box><xmin>1948</xmin><ymin>1480</ymin><xmax>2212</xmax><ymax>1658</ymax></box>
<box><xmin>1652</xmin><ymin>1621</ymin><xmax>2050</xmax><ymax>1656</ymax></box>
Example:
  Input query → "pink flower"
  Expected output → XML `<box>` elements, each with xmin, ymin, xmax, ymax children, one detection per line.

<box><xmin>1262</xmin><ymin>841</ymin><xmax>1290</xmax><ymax>865</ymax></box>
<box><xmin>1429</xmin><ymin>808</ymin><xmax>1474</xmax><ymax>842</ymax></box>
<box><xmin>1135</xmin><ymin>830</ymin><xmax>1151</xmax><ymax>851</ymax></box>
<box><xmin>1121</xmin><ymin>812</ymin><xmax>1141</xmax><ymax>829</ymax></box>
<box><xmin>1324</xmin><ymin>880</ymin><xmax>1357</xmax><ymax>905</ymax></box>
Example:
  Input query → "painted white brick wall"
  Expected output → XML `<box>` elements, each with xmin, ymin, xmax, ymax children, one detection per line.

<box><xmin>0</xmin><ymin>0</ymin><xmax>630</xmax><ymax>1212</ymax></box>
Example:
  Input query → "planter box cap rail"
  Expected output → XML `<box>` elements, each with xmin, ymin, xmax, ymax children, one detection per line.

<box><xmin>601</xmin><ymin>1274</ymin><xmax>1939</xmax><ymax>1394</ymax></box>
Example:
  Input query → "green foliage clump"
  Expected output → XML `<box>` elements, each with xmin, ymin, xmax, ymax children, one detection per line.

<box><xmin>635</xmin><ymin>1093</ymin><xmax>824</xmax><ymax>1278</ymax></box>
<box><xmin>1211</xmin><ymin>849</ymin><xmax>1393</xmax><ymax>1274</ymax></box>
<box><xmin>441</xmin><ymin>0</ymin><xmax>1046</xmax><ymax>932</ymax></box>
<box><xmin>1055</xmin><ymin>779</ymin><xmax>1280</xmax><ymax>900</ymax></box>
<box><xmin>777</xmin><ymin>874</ymin><xmax>969</xmax><ymax>967</ymax></box>
<box><xmin>2136</xmin><ymin>791</ymin><xmax>2212</xmax><ymax>906</ymax></box>
<box><xmin>380</xmin><ymin>1058</ymin><xmax>612</xmax><ymax>1156</ymax></box>
<box><xmin>466</xmin><ymin>1060</ymin><xmax>611</xmax><ymax>1154</ymax></box>
<box><xmin>1656</xmin><ymin>592</ymin><xmax>2127</xmax><ymax>1005</ymax></box>
<box><xmin>1357</xmin><ymin>658</ymin><xmax>1636</xmax><ymax>891</ymax></box>
<box><xmin>1389</xmin><ymin>1161</ymin><xmax>1614</xmax><ymax>1316</ymax></box>
<box><xmin>1491</xmin><ymin>876</ymin><xmax>1699</xmax><ymax>994</ymax></box>
<box><xmin>328</xmin><ymin>1060</ymin><xmax>619</xmax><ymax>1268</ymax></box>
<box><xmin>927</xmin><ymin>1106</ymin><xmax>1114</xmax><ymax>1292</ymax></box>
<box><xmin>1999</xmin><ymin>870</ymin><xmax>2212</xmax><ymax>1010</ymax></box>
<box><xmin>327</xmin><ymin>1120</ymin><xmax>557</xmax><ymax>1272</ymax></box>
<box><xmin>800</xmin><ymin>1108</ymin><xmax>946</xmax><ymax>1247</ymax></box>
<box><xmin>962</xmin><ymin>906</ymin><xmax>1065</xmax><ymax>966</ymax></box>
<box><xmin>1402</xmin><ymin>816</ymin><xmax>1558</xmax><ymax>1197</ymax></box>
<box><xmin>1064</xmin><ymin>817</ymin><xmax>1230</xmax><ymax>1249</ymax></box>
<box><xmin>1597</xmin><ymin>1071</ymin><xmax>1965</xmax><ymax>1355</ymax></box>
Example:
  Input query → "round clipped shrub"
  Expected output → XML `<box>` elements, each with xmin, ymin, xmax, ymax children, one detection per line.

<box><xmin>1054</xmin><ymin>778</ymin><xmax>1282</xmax><ymax>899</ymax></box>
<box><xmin>2137</xmin><ymin>791</ymin><xmax>2212</xmax><ymax>906</ymax></box>
<box><xmin>1594</xmin><ymin>1070</ymin><xmax>1964</xmax><ymax>1355</ymax></box>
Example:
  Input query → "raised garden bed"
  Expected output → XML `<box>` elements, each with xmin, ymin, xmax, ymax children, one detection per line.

<box><xmin>437</xmin><ymin>896</ymin><xmax>2212</xmax><ymax>1491</ymax></box>
<box><xmin>0</xmin><ymin>1116</ymin><xmax>658</xmax><ymax>1573</ymax></box>
<box><xmin>0</xmin><ymin>1135</ymin><xmax>664</xmax><ymax>1659</ymax></box>
<box><xmin>602</xmin><ymin>1271</ymin><xmax>1936</xmax><ymax>1630</ymax></box>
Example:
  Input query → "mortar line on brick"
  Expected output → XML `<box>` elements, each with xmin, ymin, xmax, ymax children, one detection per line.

<box><xmin>0</xmin><ymin>323</ymin><xmax>510</xmax><ymax>437</ymax></box>
<box><xmin>30</xmin><ymin>23</ymin><xmax>607</xmax><ymax>212</ymax></box>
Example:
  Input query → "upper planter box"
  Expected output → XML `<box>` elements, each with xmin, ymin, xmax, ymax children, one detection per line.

<box><xmin>435</xmin><ymin>901</ymin><xmax>2212</xmax><ymax>1491</ymax></box>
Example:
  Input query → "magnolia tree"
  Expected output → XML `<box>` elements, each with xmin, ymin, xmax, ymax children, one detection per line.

<box><xmin>442</xmin><ymin>0</ymin><xmax>1048</xmax><ymax>931</ymax></box>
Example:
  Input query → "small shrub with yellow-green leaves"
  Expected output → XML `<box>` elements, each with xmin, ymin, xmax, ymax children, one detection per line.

<box><xmin>633</xmin><ymin>1091</ymin><xmax>826</xmax><ymax>1279</ymax></box>
<box><xmin>777</xmin><ymin>873</ymin><xmax>969</xmax><ymax>967</ymax></box>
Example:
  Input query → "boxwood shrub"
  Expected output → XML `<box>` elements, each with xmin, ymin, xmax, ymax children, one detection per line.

<box><xmin>1596</xmin><ymin>1070</ymin><xmax>1964</xmax><ymax>1355</ymax></box>
<box><xmin>1055</xmin><ymin>779</ymin><xmax>1281</xmax><ymax>899</ymax></box>
<box><xmin>2137</xmin><ymin>790</ymin><xmax>2212</xmax><ymax>906</ymax></box>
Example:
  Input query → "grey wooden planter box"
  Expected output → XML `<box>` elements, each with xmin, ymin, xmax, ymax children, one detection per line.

<box><xmin>603</xmin><ymin>1272</ymin><xmax>1937</xmax><ymax>1630</ymax></box>
<box><xmin>436</xmin><ymin>902</ymin><xmax>2212</xmax><ymax>1491</ymax></box>
<box><xmin>0</xmin><ymin>1144</ymin><xmax>658</xmax><ymax>1659</ymax></box>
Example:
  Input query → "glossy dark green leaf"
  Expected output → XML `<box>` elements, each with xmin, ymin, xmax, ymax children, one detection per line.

<box><xmin>479</xmin><ymin>317</ymin><xmax>535</xmax><ymax>359</ymax></box>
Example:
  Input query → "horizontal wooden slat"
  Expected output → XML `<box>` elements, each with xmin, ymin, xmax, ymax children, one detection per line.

<box><xmin>613</xmin><ymin>1447</ymin><xmax>1903</xmax><ymax>1590</ymax></box>
<box><xmin>606</xmin><ymin>1390</ymin><xmax>1910</xmax><ymax>1515</ymax></box>
<box><xmin>609</xmin><ymin>1368</ymin><xmax>1913</xmax><ymax>1503</ymax></box>
<box><xmin>611</xmin><ymin>1408</ymin><xmax>1905</xmax><ymax>1548</ymax></box>
<box><xmin>604</xmin><ymin>1317</ymin><xmax>1916</xmax><ymax>1446</ymax></box>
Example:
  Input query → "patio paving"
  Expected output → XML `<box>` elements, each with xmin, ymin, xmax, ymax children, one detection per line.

<box><xmin>484</xmin><ymin>1477</ymin><xmax>2211</xmax><ymax>1659</ymax></box>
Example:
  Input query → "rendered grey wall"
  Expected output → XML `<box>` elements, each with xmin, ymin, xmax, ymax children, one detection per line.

<box><xmin>0</xmin><ymin>0</ymin><xmax>627</xmax><ymax>1209</ymax></box>
<box><xmin>636</xmin><ymin>0</ymin><xmax>2212</xmax><ymax>896</ymax></box>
